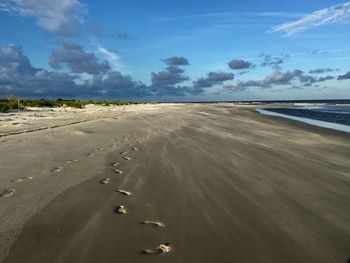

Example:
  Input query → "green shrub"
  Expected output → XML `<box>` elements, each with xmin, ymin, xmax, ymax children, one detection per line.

<box><xmin>0</xmin><ymin>102</ymin><xmax>10</xmax><ymax>113</ymax></box>
<box><xmin>0</xmin><ymin>97</ymin><xmax>138</xmax><ymax>111</ymax></box>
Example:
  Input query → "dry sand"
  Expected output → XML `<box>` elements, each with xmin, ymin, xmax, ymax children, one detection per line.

<box><xmin>0</xmin><ymin>104</ymin><xmax>349</xmax><ymax>263</ymax></box>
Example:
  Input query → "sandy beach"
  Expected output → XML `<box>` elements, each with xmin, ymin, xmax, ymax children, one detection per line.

<box><xmin>0</xmin><ymin>104</ymin><xmax>349</xmax><ymax>263</ymax></box>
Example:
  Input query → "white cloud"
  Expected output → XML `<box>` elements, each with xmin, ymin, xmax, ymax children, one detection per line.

<box><xmin>272</xmin><ymin>2</ymin><xmax>350</xmax><ymax>36</ymax></box>
<box><xmin>0</xmin><ymin>0</ymin><xmax>86</xmax><ymax>36</ymax></box>
<box><xmin>97</xmin><ymin>46</ymin><xmax>124</xmax><ymax>71</ymax></box>
<box><xmin>258</xmin><ymin>12</ymin><xmax>305</xmax><ymax>18</ymax></box>
<box><xmin>98</xmin><ymin>47</ymin><xmax>119</xmax><ymax>62</ymax></box>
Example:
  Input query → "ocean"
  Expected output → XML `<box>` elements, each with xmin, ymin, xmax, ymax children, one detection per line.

<box><xmin>255</xmin><ymin>99</ymin><xmax>350</xmax><ymax>133</ymax></box>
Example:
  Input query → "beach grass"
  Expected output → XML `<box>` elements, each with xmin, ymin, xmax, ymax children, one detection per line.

<box><xmin>0</xmin><ymin>97</ymin><xmax>137</xmax><ymax>112</ymax></box>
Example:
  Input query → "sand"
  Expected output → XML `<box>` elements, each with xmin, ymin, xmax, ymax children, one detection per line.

<box><xmin>0</xmin><ymin>104</ymin><xmax>349</xmax><ymax>263</ymax></box>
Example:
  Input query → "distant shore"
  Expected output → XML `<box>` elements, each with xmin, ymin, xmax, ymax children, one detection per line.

<box><xmin>1</xmin><ymin>104</ymin><xmax>349</xmax><ymax>263</ymax></box>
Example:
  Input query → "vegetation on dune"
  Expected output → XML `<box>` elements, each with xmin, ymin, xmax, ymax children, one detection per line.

<box><xmin>0</xmin><ymin>96</ymin><xmax>136</xmax><ymax>113</ymax></box>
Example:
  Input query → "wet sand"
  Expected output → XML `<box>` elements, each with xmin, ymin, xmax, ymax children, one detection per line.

<box><xmin>1</xmin><ymin>104</ymin><xmax>349</xmax><ymax>263</ymax></box>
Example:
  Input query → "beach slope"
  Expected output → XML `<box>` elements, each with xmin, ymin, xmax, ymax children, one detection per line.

<box><xmin>1</xmin><ymin>104</ymin><xmax>349</xmax><ymax>263</ymax></box>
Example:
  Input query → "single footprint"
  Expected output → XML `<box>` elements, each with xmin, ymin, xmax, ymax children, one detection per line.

<box><xmin>142</xmin><ymin>221</ymin><xmax>165</xmax><ymax>227</ymax></box>
<box><xmin>114</xmin><ymin>169</ymin><xmax>123</xmax><ymax>174</ymax></box>
<box><xmin>87</xmin><ymin>153</ymin><xmax>94</xmax><ymax>158</ymax></box>
<box><xmin>120</xmin><ymin>151</ymin><xmax>128</xmax><ymax>155</ymax></box>
<box><xmin>112</xmin><ymin>162</ymin><xmax>120</xmax><ymax>167</ymax></box>
<box><xmin>142</xmin><ymin>243</ymin><xmax>171</xmax><ymax>254</ymax></box>
<box><xmin>52</xmin><ymin>167</ymin><xmax>63</xmax><ymax>173</ymax></box>
<box><xmin>131</xmin><ymin>147</ymin><xmax>138</xmax><ymax>151</ymax></box>
<box><xmin>12</xmin><ymin>176</ymin><xmax>34</xmax><ymax>183</ymax></box>
<box><xmin>116</xmin><ymin>205</ymin><xmax>126</xmax><ymax>214</ymax></box>
<box><xmin>95</xmin><ymin>148</ymin><xmax>104</xmax><ymax>152</ymax></box>
<box><xmin>123</xmin><ymin>157</ymin><xmax>132</xmax><ymax>161</ymax></box>
<box><xmin>116</xmin><ymin>189</ymin><xmax>131</xmax><ymax>196</ymax></box>
<box><xmin>64</xmin><ymin>159</ymin><xmax>78</xmax><ymax>164</ymax></box>
<box><xmin>1</xmin><ymin>188</ymin><xmax>15</xmax><ymax>198</ymax></box>
<box><xmin>100</xmin><ymin>178</ymin><xmax>110</xmax><ymax>184</ymax></box>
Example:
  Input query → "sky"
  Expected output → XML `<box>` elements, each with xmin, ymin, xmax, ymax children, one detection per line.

<box><xmin>0</xmin><ymin>0</ymin><xmax>349</xmax><ymax>102</ymax></box>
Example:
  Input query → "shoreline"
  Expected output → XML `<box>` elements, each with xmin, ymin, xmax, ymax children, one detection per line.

<box><xmin>256</xmin><ymin>108</ymin><xmax>350</xmax><ymax>134</ymax></box>
<box><xmin>1</xmin><ymin>104</ymin><xmax>349</xmax><ymax>263</ymax></box>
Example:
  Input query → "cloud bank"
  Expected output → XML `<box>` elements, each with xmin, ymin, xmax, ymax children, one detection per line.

<box><xmin>50</xmin><ymin>42</ymin><xmax>110</xmax><ymax>75</ymax></box>
<box><xmin>224</xmin><ymin>66</ymin><xmax>335</xmax><ymax>92</ymax></box>
<box><xmin>0</xmin><ymin>44</ymin><xmax>149</xmax><ymax>98</ymax></box>
<box><xmin>338</xmin><ymin>70</ymin><xmax>350</xmax><ymax>80</ymax></box>
<box><xmin>0</xmin><ymin>44</ymin><xmax>346</xmax><ymax>99</ymax></box>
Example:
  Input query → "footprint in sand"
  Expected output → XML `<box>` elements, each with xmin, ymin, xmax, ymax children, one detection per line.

<box><xmin>116</xmin><ymin>205</ymin><xmax>127</xmax><ymax>214</ymax></box>
<box><xmin>64</xmin><ymin>159</ymin><xmax>78</xmax><ymax>164</ymax></box>
<box><xmin>100</xmin><ymin>178</ymin><xmax>110</xmax><ymax>184</ymax></box>
<box><xmin>1</xmin><ymin>188</ymin><xmax>15</xmax><ymax>198</ymax></box>
<box><xmin>87</xmin><ymin>153</ymin><xmax>94</xmax><ymax>158</ymax></box>
<box><xmin>95</xmin><ymin>148</ymin><xmax>104</xmax><ymax>152</ymax></box>
<box><xmin>114</xmin><ymin>169</ymin><xmax>123</xmax><ymax>174</ymax></box>
<box><xmin>112</xmin><ymin>162</ymin><xmax>120</xmax><ymax>167</ymax></box>
<box><xmin>142</xmin><ymin>221</ymin><xmax>165</xmax><ymax>227</ymax></box>
<box><xmin>12</xmin><ymin>176</ymin><xmax>34</xmax><ymax>183</ymax></box>
<box><xmin>120</xmin><ymin>151</ymin><xmax>128</xmax><ymax>155</ymax></box>
<box><xmin>142</xmin><ymin>243</ymin><xmax>171</xmax><ymax>254</ymax></box>
<box><xmin>52</xmin><ymin>167</ymin><xmax>63</xmax><ymax>173</ymax></box>
<box><xmin>116</xmin><ymin>189</ymin><xmax>131</xmax><ymax>196</ymax></box>
<box><xmin>131</xmin><ymin>147</ymin><xmax>138</xmax><ymax>151</ymax></box>
<box><xmin>123</xmin><ymin>156</ymin><xmax>132</xmax><ymax>161</ymax></box>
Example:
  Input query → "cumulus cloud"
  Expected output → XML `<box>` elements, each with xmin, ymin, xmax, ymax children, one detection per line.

<box><xmin>163</xmin><ymin>56</ymin><xmax>190</xmax><ymax>66</ymax></box>
<box><xmin>224</xmin><ymin>66</ymin><xmax>335</xmax><ymax>92</ymax></box>
<box><xmin>259</xmin><ymin>53</ymin><xmax>289</xmax><ymax>67</ymax></box>
<box><xmin>190</xmin><ymin>71</ymin><xmax>233</xmax><ymax>93</ymax></box>
<box><xmin>261</xmin><ymin>67</ymin><xmax>303</xmax><ymax>85</ymax></box>
<box><xmin>149</xmin><ymin>85</ymin><xmax>190</xmax><ymax>96</ymax></box>
<box><xmin>50</xmin><ymin>42</ymin><xmax>110</xmax><ymax>75</ymax></box>
<box><xmin>150</xmin><ymin>57</ymin><xmax>190</xmax><ymax>96</ymax></box>
<box><xmin>99</xmin><ymin>71</ymin><xmax>151</xmax><ymax>97</ymax></box>
<box><xmin>272</xmin><ymin>2</ymin><xmax>350</xmax><ymax>36</ymax></box>
<box><xmin>309</xmin><ymin>68</ymin><xmax>335</xmax><ymax>74</ymax></box>
<box><xmin>0</xmin><ymin>44</ymin><xmax>151</xmax><ymax>98</ymax></box>
<box><xmin>0</xmin><ymin>48</ymin><xmax>197</xmax><ymax>98</ymax></box>
<box><xmin>189</xmin><ymin>71</ymin><xmax>234</xmax><ymax>94</ymax></box>
<box><xmin>228</xmin><ymin>59</ymin><xmax>254</xmax><ymax>70</ymax></box>
<box><xmin>338</xmin><ymin>70</ymin><xmax>350</xmax><ymax>80</ymax></box>
<box><xmin>224</xmin><ymin>81</ymin><xmax>261</xmax><ymax>92</ymax></box>
<box><xmin>151</xmin><ymin>67</ymin><xmax>189</xmax><ymax>86</ymax></box>
<box><xmin>0</xmin><ymin>0</ymin><xmax>86</xmax><ymax>36</ymax></box>
<box><xmin>0</xmin><ymin>44</ymin><xmax>82</xmax><ymax>97</ymax></box>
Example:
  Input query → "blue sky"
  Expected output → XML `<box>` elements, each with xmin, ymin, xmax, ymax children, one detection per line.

<box><xmin>0</xmin><ymin>0</ymin><xmax>349</xmax><ymax>101</ymax></box>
